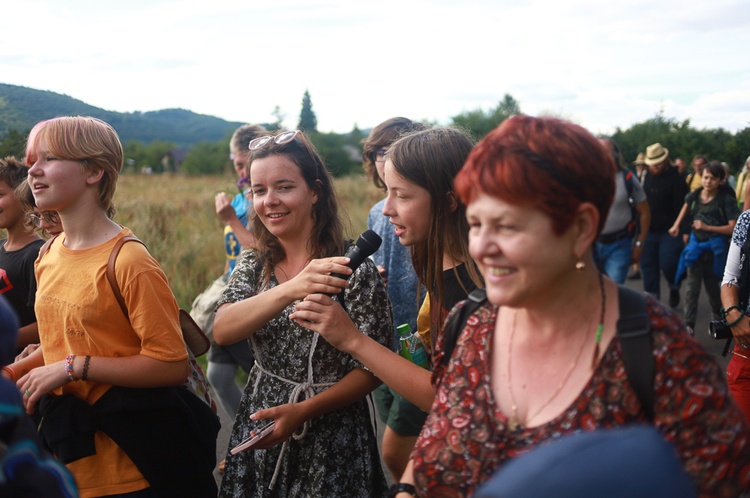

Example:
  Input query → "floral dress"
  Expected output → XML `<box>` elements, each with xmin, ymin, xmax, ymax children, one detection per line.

<box><xmin>412</xmin><ymin>294</ymin><xmax>750</xmax><ymax>497</ymax></box>
<box><xmin>218</xmin><ymin>249</ymin><xmax>391</xmax><ymax>498</ymax></box>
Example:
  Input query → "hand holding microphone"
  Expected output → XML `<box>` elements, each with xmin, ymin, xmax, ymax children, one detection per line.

<box><xmin>326</xmin><ymin>230</ymin><xmax>382</xmax><ymax>308</ymax></box>
<box><xmin>327</xmin><ymin>230</ymin><xmax>383</xmax><ymax>298</ymax></box>
<box><xmin>290</xmin><ymin>230</ymin><xmax>383</xmax><ymax>343</ymax></box>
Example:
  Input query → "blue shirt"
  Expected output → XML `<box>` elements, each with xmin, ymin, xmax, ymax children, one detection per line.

<box><xmin>225</xmin><ymin>191</ymin><xmax>251</xmax><ymax>275</ymax></box>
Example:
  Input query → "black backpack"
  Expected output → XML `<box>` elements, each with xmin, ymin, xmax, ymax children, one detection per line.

<box><xmin>441</xmin><ymin>285</ymin><xmax>655</xmax><ymax>420</ymax></box>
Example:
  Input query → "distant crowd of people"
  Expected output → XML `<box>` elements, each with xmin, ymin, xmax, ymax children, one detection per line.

<box><xmin>0</xmin><ymin>114</ymin><xmax>749</xmax><ymax>497</ymax></box>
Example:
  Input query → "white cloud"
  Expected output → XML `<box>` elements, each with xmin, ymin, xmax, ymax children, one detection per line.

<box><xmin>1</xmin><ymin>0</ymin><xmax>748</xmax><ymax>135</ymax></box>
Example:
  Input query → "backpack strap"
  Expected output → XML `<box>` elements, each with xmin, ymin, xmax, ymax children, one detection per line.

<box><xmin>622</xmin><ymin>170</ymin><xmax>639</xmax><ymax>233</ymax></box>
<box><xmin>616</xmin><ymin>285</ymin><xmax>655</xmax><ymax>421</ymax></box>
<box><xmin>106</xmin><ymin>236</ymin><xmax>210</xmax><ymax>356</ymax></box>
<box><xmin>39</xmin><ymin>235</ymin><xmax>144</xmax><ymax>315</ymax></box>
<box><xmin>106</xmin><ymin>236</ymin><xmax>146</xmax><ymax>318</ymax></box>
<box><xmin>623</xmin><ymin>170</ymin><xmax>635</xmax><ymax>198</ymax></box>
<box><xmin>37</xmin><ymin>235</ymin><xmax>58</xmax><ymax>260</ymax></box>
<box><xmin>688</xmin><ymin>187</ymin><xmax>703</xmax><ymax>216</ymax></box>
<box><xmin>439</xmin><ymin>288</ymin><xmax>487</xmax><ymax>366</ymax></box>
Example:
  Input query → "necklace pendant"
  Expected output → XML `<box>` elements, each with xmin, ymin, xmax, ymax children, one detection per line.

<box><xmin>508</xmin><ymin>418</ymin><xmax>518</xmax><ymax>431</ymax></box>
<box><xmin>508</xmin><ymin>404</ymin><xmax>519</xmax><ymax>431</ymax></box>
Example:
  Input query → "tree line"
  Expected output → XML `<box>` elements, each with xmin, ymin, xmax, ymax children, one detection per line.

<box><xmin>612</xmin><ymin>112</ymin><xmax>750</xmax><ymax>170</ymax></box>
<box><xmin>2</xmin><ymin>91</ymin><xmax>748</xmax><ymax>177</ymax></box>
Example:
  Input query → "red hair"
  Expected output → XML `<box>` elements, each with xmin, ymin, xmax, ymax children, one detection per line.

<box><xmin>454</xmin><ymin>115</ymin><xmax>615</xmax><ymax>235</ymax></box>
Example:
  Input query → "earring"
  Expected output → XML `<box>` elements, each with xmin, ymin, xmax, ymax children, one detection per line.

<box><xmin>575</xmin><ymin>260</ymin><xmax>586</xmax><ymax>272</ymax></box>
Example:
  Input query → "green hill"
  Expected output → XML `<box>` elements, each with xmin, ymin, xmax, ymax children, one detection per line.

<box><xmin>0</xmin><ymin>83</ymin><xmax>244</xmax><ymax>147</ymax></box>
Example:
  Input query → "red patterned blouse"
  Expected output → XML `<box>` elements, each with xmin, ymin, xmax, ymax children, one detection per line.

<box><xmin>411</xmin><ymin>295</ymin><xmax>750</xmax><ymax>497</ymax></box>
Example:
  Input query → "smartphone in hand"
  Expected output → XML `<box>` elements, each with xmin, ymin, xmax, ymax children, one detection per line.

<box><xmin>230</xmin><ymin>421</ymin><xmax>276</xmax><ymax>455</ymax></box>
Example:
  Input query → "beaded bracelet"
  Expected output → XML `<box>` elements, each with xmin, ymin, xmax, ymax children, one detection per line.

<box><xmin>64</xmin><ymin>354</ymin><xmax>77</xmax><ymax>382</ymax></box>
<box><xmin>721</xmin><ymin>305</ymin><xmax>742</xmax><ymax>320</ymax></box>
<box><xmin>82</xmin><ymin>355</ymin><xmax>91</xmax><ymax>381</ymax></box>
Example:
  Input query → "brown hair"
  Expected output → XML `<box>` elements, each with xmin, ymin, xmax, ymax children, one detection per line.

<box><xmin>0</xmin><ymin>156</ymin><xmax>29</xmax><ymax>189</ymax></box>
<box><xmin>249</xmin><ymin>131</ymin><xmax>344</xmax><ymax>286</ymax></box>
<box><xmin>362</xmin><ymin>117</ymin><xmax>426</xmax><ymax>190</ymax></box>
<box><xmin>388</xmin><ymin>126</ymin><xmax>483</xmax><ymax>320</ymax></box>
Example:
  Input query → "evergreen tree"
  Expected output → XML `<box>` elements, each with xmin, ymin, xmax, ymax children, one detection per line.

<box><xmin>496</xmin><ymin>94</ymin><xmax>521</xmax><ymax>120</ymax></box>
<box><xmin>451</xmin><ymin>93</ymin><xmax>521</xmax><ymax>140</ymax></box>
<box><xmin>271</xmin><ymin>105</ymin><xmax>286</xmax><ymax>131</ymax></box>
<box><xmin>298</xmin><ymin>90</ymin><xmax>318</xmax><ymax>132</ymax></box>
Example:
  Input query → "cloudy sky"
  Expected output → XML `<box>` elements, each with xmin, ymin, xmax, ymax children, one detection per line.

<box><xmin>2</xmin><ymin>0</ymin><xmax>749</xmax><ymax>136</ymax></box>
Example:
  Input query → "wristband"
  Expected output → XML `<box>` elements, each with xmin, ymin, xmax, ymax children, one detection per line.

<box><xmin>65</xmin><ymin>354</ymin><xmax>77</xmax><ymax>382</ymax></box>
<box><xmin>388</xmin><ymin>483</ymin><xmax>417</xmax><ymax>497</ymax></box>
<box><xmin>82</xmin><ymin>355</ymin><xmax>91</xmax><ymax>381</ymax></box>
<box><xmin>2</xmin><ymin>365</ymin><xmax>15</xmax><ymax>381</ymax></box>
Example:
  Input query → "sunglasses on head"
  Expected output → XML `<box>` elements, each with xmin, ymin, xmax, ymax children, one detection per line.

<box><xmin>247</xmin><ymin>130</ymin><xmax>322</xmax><ymax>181</ymax></box>
<box><xmin>248</xmin><ymin>130</ymin><xmax>301</xmax><ymax>151</ymax></box>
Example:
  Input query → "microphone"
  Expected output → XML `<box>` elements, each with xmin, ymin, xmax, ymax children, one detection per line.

<box><xmin>331</xmin><ymin>229</ymin><xmax>382</xmax><ymax>282</ymax></box>
<box><xmin>328</xmin><ymin>230</ymin><xmax>382</xmax><ymax>300</ymax></box>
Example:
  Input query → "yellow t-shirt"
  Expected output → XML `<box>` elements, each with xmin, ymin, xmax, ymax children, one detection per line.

<box><xmin>35</xmin><ymin>228</ymin><xmax>187</xmax><ymax>497</ymax></box>
<box><xmin>416</xmin><ymin>291</ymin><xmax>432</xmax><ymax>349</ymax></box>
<box><xmin>688</xmin><ymin>171</ymin><xmax>703</xmax><ymax>192</ymax></box>
<box><xmin>737</xmin><ymin>171</ymin><xmax>748</xmax><ymax>204</ymax></box>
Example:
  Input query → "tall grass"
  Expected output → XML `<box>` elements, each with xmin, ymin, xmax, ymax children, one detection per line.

<box><xmin>114</xmin><ymin>173</ymin><xmax>383</xmax><ymax>309</ymax></box>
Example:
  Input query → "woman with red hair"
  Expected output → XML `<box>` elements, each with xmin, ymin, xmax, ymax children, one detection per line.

<box><xmin>394</xmin><ymin>115</ymin><xmax>750</xmax><ymax>497</ymax></box>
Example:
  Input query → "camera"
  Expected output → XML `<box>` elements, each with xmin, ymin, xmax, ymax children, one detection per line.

<box><xmin>709</xmin><ymin>319</ymin><xmax>733</xmax><ymax>340</ymax></box>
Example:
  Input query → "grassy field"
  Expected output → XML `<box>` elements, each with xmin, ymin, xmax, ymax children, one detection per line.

<box><xmin>113</xmin><ymin>173</ymin><xmax>383</xmax><ymax>309</ymax></box>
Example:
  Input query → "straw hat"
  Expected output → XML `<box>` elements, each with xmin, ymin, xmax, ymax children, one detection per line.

<box><xmin>644</xmin><ymin>143</ymin><xmax>669</xmax><ymax>166</ymax></box>
<box><xmin>633</xmin><ymin>152</ymin><xmax>646</xmax><ymax>166</ymax></box>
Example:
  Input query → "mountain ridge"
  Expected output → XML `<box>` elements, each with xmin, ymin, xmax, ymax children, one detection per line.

<box><xmin>0</xmin><ymin>83</ymin><xmax>244</xmax><ymax>147</ymax></box>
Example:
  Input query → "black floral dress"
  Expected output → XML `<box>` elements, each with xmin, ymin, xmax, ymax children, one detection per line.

<box><xmin>218</xmin><ymin>249</ymin><xmax>391</xmax><ymax>498</ymax></box>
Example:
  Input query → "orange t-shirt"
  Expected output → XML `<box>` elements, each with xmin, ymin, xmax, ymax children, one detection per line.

<box><xmin>35</xmin><ymin>228</ymin><xmax>187</xmax><ymax>497</ymax></box>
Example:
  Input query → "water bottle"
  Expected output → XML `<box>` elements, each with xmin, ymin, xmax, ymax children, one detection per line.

<box><xmin>397</xmin><ymin>324</ymin><xmax>430</xmax><ymax>369</ymax></box>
